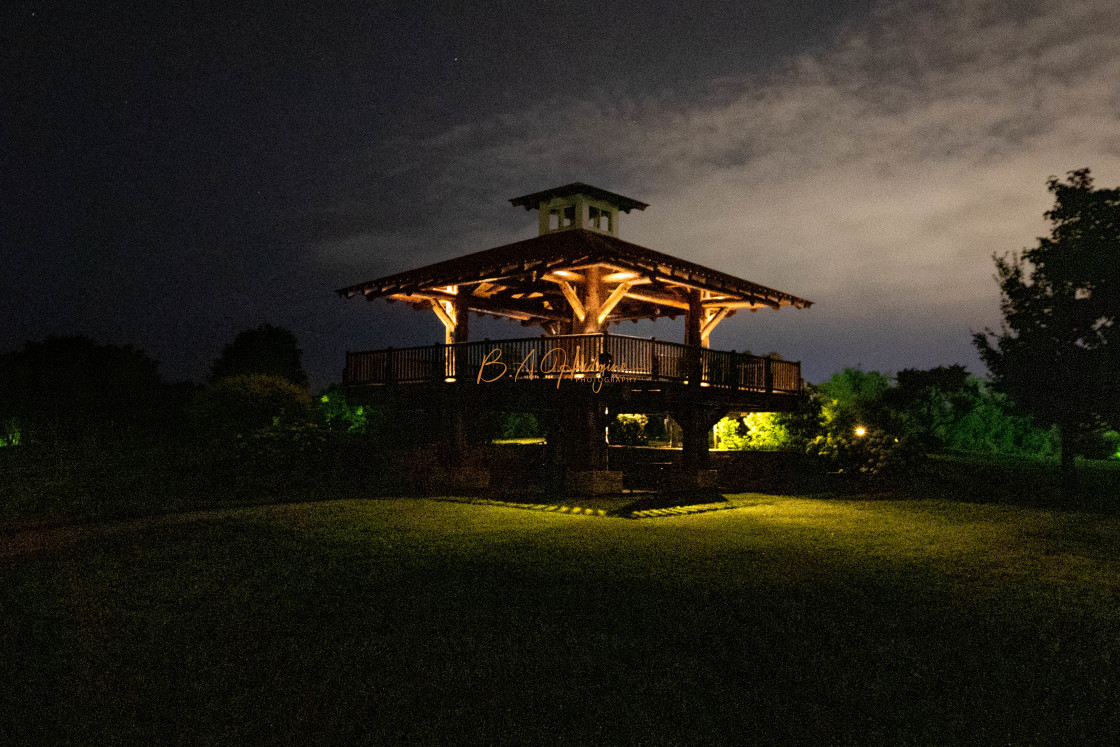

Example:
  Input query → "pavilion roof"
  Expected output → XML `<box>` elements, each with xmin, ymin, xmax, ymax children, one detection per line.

<box><xmin>337</xmin><ymin>228</ymin><xmax>811</xmax><ymax>324</ymax></box>
<box><xmin>508</xmin><ymin>182</ymin><xmax>649</xmax><ymax>213</ymax></box>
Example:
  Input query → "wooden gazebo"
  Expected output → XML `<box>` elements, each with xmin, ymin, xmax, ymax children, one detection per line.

<box><xmin>338</xmin><ymin>183</ymin><xmax>812</xmax><ymax>493</ymax></box>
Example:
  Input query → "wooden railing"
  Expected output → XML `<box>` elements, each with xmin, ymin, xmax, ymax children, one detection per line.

<box><xmin>344</xmin><ymin>333</ymin><xmax>802</xmax><ymax>395</ymax></box>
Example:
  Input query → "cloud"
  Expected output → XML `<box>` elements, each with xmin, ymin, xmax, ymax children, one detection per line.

<box><xmin>325</xmin><ymin>0</ymin><xmax>1120</xmax><ymax>378</ymax></box>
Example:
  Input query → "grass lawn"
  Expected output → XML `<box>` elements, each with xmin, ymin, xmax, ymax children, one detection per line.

<box><xmin>4</xmin><ymin>495</ymin><xmax>1119</xmax><ymax>743</ymax></box>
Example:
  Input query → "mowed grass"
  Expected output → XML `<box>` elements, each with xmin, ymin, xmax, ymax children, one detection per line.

<box><xmin>4</xmin><ymin>496</ymin><xmax>1120</xmax><ymax>744</ymax></box>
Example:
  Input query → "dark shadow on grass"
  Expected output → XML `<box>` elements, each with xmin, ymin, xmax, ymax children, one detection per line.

<box><xmin>610</xmin><ymin>488</ymin><xmax>728</xmax><ymax>517</ymax></box>
<box><xmin>4</xmin><ymin>501</ymin><xmax>1119</xmax><ymax>743</ymax></box>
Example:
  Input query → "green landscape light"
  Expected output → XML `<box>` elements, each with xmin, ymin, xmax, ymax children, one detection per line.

<box><xmin>0</xmin><ymin>419</ymin><xmax>20</xmax><ymax>447</ymax></box>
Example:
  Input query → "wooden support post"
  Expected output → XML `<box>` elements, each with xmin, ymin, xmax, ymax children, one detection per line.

<box><xmin>685</xmin><ymin>289</ymin><xmax>703</xmax><ymax>347</ymax></box>
<box><xmin>452</xmin><ymin>294</ymin><xmax>469</xmax><ymax>344</ymax></box>
<box><xmin>432</xmin><ymin>384</ymin><xmax>469</xmax><ymax>474</ymax></box>
<box><xmin>547</xmin><ymin>397</ymin><xmax>609</xmax><ymax>471</ymax></box>
<box><xmin>679</xmin><ymin>406</ymin><xmax>707</xmax><ymax>472</ymax></box>
<box><xmin>671</xmin><ymin>404</ymin><xmax>725</xmax><ymax>489</ymax></box>
<box><xmin>585</xmin><ymin>401</ymin><xmax>609</xmax><ymax>471</ymax></box>
<box><xmin>451</xmin><ymin>293</ymin><xmax>469</xmax><ymax>379</ymax></box>
<box><xmin>685</xmin><ymin>289</ymin><xmax>703</xmax><ymax>385</ymax></box>
<box><xmin>539</xmin><ymin>200</ymin><xmax>552</xmax><ymax>235</ymax></box>
<box><xmin>580</xmin><ymin>265</ymin><xmax>604</xmax><ymax>335</ymax></box>
<box><xmin>432</xmin><ymin>289</ymin><xmax>469</xmax><ymax>378</ymax></box>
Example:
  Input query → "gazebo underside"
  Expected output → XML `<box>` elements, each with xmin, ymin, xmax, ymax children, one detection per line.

<box><xmin>339</xmin><ymin>227</ymin><xmax>812</xmax><ymax>494</ymax></box>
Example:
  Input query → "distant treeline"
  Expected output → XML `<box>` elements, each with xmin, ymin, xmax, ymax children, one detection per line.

<box><xmin>1</xmin><ymin>337</ymin><xmax>1116</xmax><ymax>469</ymax></box>
<box><xmin>0</xmin><ymin>326</ymin><xmax>313</xmax><ymax>448</ymax></box>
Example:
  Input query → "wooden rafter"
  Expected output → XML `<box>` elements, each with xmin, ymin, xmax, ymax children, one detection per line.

<box><xmin>429</xmin><ymin>298</ymin><xmax>454</xmax><ymax>327</ymax></box>
<box><xmin>622</xmin><ymin>289</ymin><xmax>690</xmax><ymax>310</ymax></box>
<box><xmin>339</xmin><ymin>229</ymin><xmax>811</xmax><ymax>312</ymax></box>
<box><xmin>702</xmin><ymin>299</ymin><xmax>779</xmax><ymax>310</ymax></box>
<box><xmin>393</xmin><ymin>291</ymin><xmax>569</xmax><ymax>323</ymax></box>
<box><xmin>597</xmin><ymin>281</ymin><xmax>633</xmax><ymax>325</ymax></box>
<box><xmin>553</xmin><ymin>279</ymin><xmax>586</xmax><ymax>322</ymax></box>
<box><xmin>542</xmin><ymin>270</ymin><xmax>585</xmax><ymax>283</ymax></box>
<box><xmin>700</xmin><ymin>307</ymin><xmax>730</xmax><ymax>340</ymax></box>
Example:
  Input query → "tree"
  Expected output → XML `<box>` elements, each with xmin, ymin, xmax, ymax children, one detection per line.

<box><xmin>189</xmin><ymin>374</ymin><xmax>313</xmax><ymax>439</ymax></box>
<box><xmin>714</xmin><ymin>413</ymin><xmax>792</xmax><ymax>451</ymax></box>
<box><xmin>816</xmin><ymin>368</ymin><xmax>896</xmax><ymax>435</ymax></box>
<box><xmin>974</xmin><ymin>169</ymin><xmax>1120</xmax><ymax>494</ymax></box>
<box><xmin>889</xmin><ymin>365</ymin><xmax>975</xmax><ymax>449</ymax></box>
<box><xmin>0</xmin><ymin>336</ymin><xmax>165</xmax><ymax>444</ymax></box>
<box><xmin>209</xmin><ymin>324</ymin><xmax>309</xmax><ymax>389</ymax></box>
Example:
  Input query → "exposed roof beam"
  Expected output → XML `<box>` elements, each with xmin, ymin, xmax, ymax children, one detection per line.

<box><xmin>701</xmin><ymin>307</ymin><xmax>731</xmax><ymax>339</ymax></box>
<box><xmin>703</xmin><ymin>299</ymin><xmax>779</xmax><ymax>310</ymax></box>
<box><xmin>623</xmin><ymin>289</ymin><xmax>690</xmax><ymax>310</ymax></box>
<box><xmin>543</xmin><ymin>270</ymin><xmax>585</xmax><ymax>282</ymax></box>
<box><xmin>554</xmin><ymin>280</ymin><xmax>586</xmax><ymax>322</ymax></box>
<box><xmin>429</xmin><ymin>299</ymin><xmax>455</xmax><ymax>330</ymax></box>
<box><xmin>597</xmin><ymin>282</ymin><xmax>633</xmax><ymax>325</ymax></box>
<box><xmin>603</xmin><ymin>272</ymin><xmax>651</xmax><ymax>285</ymax></box>
<box><xmin>391</xmin><ymin>291</ymin><xmax>569</xmax><ymax>322</ymax></box>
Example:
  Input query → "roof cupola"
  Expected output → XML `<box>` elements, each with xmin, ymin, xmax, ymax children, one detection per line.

<box><xmin>509</xmin><ymin>182</ymin><xmax>649</xmax><ymax>237</ymax></box>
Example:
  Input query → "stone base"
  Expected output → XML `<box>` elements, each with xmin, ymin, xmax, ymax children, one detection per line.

<box><xmin>566</xmin><ymin>470</ymin><xmax>624</xmax><ymax>496</ymax></box>
<box><xmin>663</xmin><ymin>469</ymin><xmax>718</xmax><ymax>492</ymax></box>
<box><xmin>448</xmin><ymin>466</ymin><xmax>490</xmax><ymax>491</ymax></box>
<box><xmin>393</xmin><ymin>447</ymin><xmax>491</xmax><ymax>493</ymax></box>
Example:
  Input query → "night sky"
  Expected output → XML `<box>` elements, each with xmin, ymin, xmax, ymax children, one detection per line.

<box><xmin>5</xmin><ymin>0</ymin><xmax>1120</xmax><ymax>389</ymax></box>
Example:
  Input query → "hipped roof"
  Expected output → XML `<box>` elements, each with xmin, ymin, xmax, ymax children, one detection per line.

<box><xmin>508</xmin><ymin>182</ymin><xmax>649</xmax><ymax>213</ymax></box>
<box><xmin>337</xmin><ymin>228</ymin><xmax>811</xmax><ymax>323</ymax></box>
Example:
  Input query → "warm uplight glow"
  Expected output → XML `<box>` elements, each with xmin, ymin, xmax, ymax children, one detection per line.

<box><xmin>855</xmin><ymin>426</ymin><xmax>867</xmax><ymax>437</ymax></box>
<box><xmin>445</xmin><ymin>377</ymin><xmax>457</xmax><ymax>383</ymax></box>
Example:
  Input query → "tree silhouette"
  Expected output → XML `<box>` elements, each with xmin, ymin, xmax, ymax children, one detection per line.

<box><xmin>0</xmin><ymin>336</ymin><xmax>165</xmax><ymax>443</ymax></box>
<box><xmin>209</xmin><ymin>324</ymin><xmax>309</xmax><ymax>389</ymax></box>
<box><xmin>974</xmin><ymin>169</ymin><xmax>1120</xmax><ymax>495</ymax></box>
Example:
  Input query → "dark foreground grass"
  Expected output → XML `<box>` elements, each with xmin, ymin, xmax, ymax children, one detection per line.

<box><xmin>4</xmin><ymin>496</ymin><xmax>1119</xmax><ymax>744</ymax></box>
<box><xmin>904</xmin><ymin>452</ymin><xmax>1120</xmax><ymax>510</ymax></box>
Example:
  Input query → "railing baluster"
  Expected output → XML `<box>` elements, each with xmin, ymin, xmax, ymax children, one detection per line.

<box><xmin>342</xmin><ymin>333</ymin><xmax>801</xmax><ymax>393</ymax></box>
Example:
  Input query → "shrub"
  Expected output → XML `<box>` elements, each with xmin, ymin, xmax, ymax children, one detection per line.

<box><xmin>810</xmin><ymin>427</ymin><xmax>920</xmax><ymax>480</ymax></box>
<box><xmin>238</xmin><ymin>419</ymin><xmax>328</xmax><ymax>466</ymax></box>
<box><xmin>1081</xmin><ymin>427</ymin><xmax>1120</xmax><ymax>461</ymax></box>
<box><xmin>942</xmin><ymin>389</ymin><xmax>1059</xmax><ymax>458</ymax></box>
<box><xmin>643</xmin><ymin>412</ymin><xmax>667</xmax><ymax>441</ymax></box>
<box><xmin>189</xmin><ymin>374</ymin><xmax>313</xmax><ymax>440</ymax></box>
<box><xmin>209</xmin><ymin>324</ymin><xmax>309</xmax><ymax>388</ymax></box>
<box><xmin>715</xmin><ymin>413</ymin><xmax>792</xmax><ymax>451</ymax></box>
<box><xmin>817</xmin><ymin>368</ymin><xmax>896</xmax><ymax>435</ymax></box>
<box><xmin>0</xmin><ymin>417</ymin><xmax>20</xmax><ymax>447</ymax></box>
<box><xmin>318</xmin><ymin>386</ymin><xmax>367</xmax><ymax>433</ymax></box>
<box><xmin>0</xmin><ymin>336</ymin><xmax>167</xmax><ymax>445</ymax></box>
<box><xmin>501</xmin><ymin>412</ymin><xmax>540</xmax><ymax>439</ymax></box>
<box><xmin>611</xmin><ymin>414</ymin><xmax>649</xmax><ymax>446</ymax></box>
